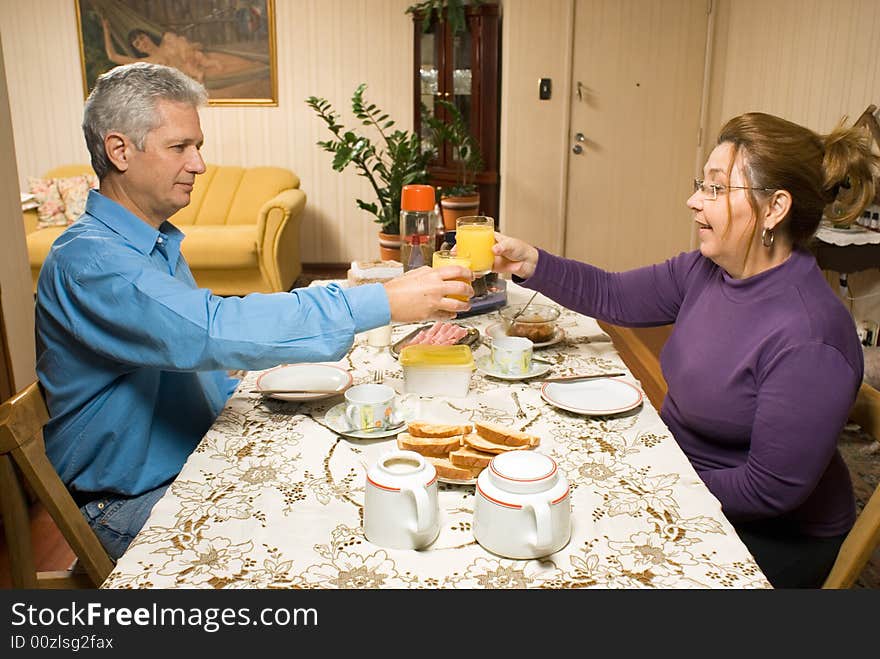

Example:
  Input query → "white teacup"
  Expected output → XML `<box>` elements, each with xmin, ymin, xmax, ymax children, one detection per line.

<box><xmin>344</xmin><ymin>383</ymin><xmax>396</xmax><ymax>431</ymax></box>
<box><xmin>490</xmin><ymin>336</ymin><xmax>533</xmax><ymax>376</ymax></box>
<box><xmin>363</xmin><ymin>450</ymin><xmax>440</xmax><ymax>550</ymax></box>
<box><xmin>366</xmin><ymin>324</ymin><xmax>393</xmax><ymax>347</ymax></box>
<box><xmin>472</xmin><ymin>450</ymin><xmax>571</xmax><ymax>559</ymax></box>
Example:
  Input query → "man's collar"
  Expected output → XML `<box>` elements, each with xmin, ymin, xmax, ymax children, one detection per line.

<box><xmin>85</xmin><ymin>189</ymin><xmax>185</xmax><ymax>253</ymax></box>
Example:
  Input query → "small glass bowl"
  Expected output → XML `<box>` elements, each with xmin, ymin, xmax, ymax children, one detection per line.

<box><xmin>500</xmin><ymin>304</ymin><xmax>560</xmax><ymax>343</ymax></box>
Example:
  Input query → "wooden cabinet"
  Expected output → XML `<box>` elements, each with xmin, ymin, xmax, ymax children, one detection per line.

<box><xmin>412</xmin><ymin>3</ymin><xmax>501</xmax><ymax>223</ymax></box>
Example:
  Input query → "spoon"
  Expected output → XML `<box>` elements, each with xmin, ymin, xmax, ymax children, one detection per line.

<box><xmin>509</xmin><ymin>291</ymin><xmax>540</xmax><ymax>323</ymax></box>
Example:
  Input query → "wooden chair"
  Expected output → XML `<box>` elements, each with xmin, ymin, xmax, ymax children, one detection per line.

<box><xmin>0</xmin><ymin>382</ymin><xmax>114</xmax><ymax>588</ymax></box>
<box><xmin>823</xmin><ymin>381</ymin><xmax>880</xmax><ymax>588</ymax></box>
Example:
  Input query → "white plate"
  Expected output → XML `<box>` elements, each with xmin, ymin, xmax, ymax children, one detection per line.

<box><xmin>438</xmin><ymin>474</ymin><xmax>479</xmax><ymax>486</ymax></box>
<box><xmin>541</xmin><ymin>378</ymin><xmax>643</xmax><ymax>416</ymax></box>
<box><xmin>475</xmin><ymin>355</ymin><xmax>552</xmax><ymax>381</ymax></box>
<box><xmin>323</xmin><ymin>397</ymin><xmax>419</xmax><ymax>439</ymax></box>
<box><xmin>484</xmin><ymin>322</ymin><xmax>565</xmax><ymax>349</ymax></box>
<box><xmin>255</xmin><ymin>363</ymin><xmax>352</xmax><ymax>402</ymax></box>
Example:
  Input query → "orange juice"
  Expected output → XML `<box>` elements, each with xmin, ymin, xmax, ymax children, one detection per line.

<box><xmin>432</xmin><ymin>250</ymin><xmax>471</xmax><ymax>302</ymax></box>
<box><xmin>455</xmin><ymin>219</ymin><xmax>495</xmax><ymax>274</ymax></box>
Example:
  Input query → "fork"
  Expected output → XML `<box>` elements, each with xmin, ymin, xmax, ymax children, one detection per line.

<box><xmin>511</xmin><ymin>391</ymin><xmax>527</xmax><ymax>419</ymax></box>
<box><xmin>371</xmin><ymin>369</ymin><xmax>385</xmax><ymax>384</ymax></box>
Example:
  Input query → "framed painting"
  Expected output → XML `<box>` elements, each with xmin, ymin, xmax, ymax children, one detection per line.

<box><xmin>74</xmin><ymin>0</ymin><xmax>277</xmax><ymax>106</ymax></box>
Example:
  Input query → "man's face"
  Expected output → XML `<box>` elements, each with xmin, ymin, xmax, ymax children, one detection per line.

<box><xmin>124</xmin><ymin>100</ymin><xmax>205</xmax><ymax>226</ymax></box>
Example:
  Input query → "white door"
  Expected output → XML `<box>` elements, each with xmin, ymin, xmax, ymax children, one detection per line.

<box><xmin>564</xmin><ymin>0</ymin><xmax>710</xmax><ymax>270</ymax></box>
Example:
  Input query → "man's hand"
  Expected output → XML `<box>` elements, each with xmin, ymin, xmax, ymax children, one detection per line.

<box><xmin>492</xmin><ymin>233</ymin><xmax>539</xmax><ymax>279</ymax></box>
<box><xmin>384</xmin><ymin>265</ymin><xmax>473</xmax><ymax>322</ymax></box>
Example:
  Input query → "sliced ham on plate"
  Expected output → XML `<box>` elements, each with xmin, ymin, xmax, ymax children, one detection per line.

<box><xmin>401</xmin><ymin>321</ymin><xmax>470</xmax><ymax>348</ymax></box>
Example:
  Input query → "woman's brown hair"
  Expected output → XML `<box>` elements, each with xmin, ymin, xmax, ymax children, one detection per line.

<box><xmin>717</xmin><ymin>112</ymin><xmax>878</xmax><ymax>249</ymax></box>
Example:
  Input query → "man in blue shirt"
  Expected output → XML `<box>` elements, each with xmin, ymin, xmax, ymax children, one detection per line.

<box><xmin>35</xmin><ymin>62</ymin><xmax>473</xmax><ymax>561</ymax></box>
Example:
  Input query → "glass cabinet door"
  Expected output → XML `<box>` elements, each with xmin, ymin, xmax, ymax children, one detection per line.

<box><xmin>418</xmin><ymin>21</ymin><xmax>442</xmax><ymax>162</ymax></box>
<box><xmin>449</xmin><ymin>22</ymin><xmax>473</xmax><ymax>167</ymax></box>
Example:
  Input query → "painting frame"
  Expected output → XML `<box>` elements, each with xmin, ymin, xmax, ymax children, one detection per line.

<box><xmin>74</xmin><ymin>0</ymin><xmax>278</xmax><ymax>107</ymax></box>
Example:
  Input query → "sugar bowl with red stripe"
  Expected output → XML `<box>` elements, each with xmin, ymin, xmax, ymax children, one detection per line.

<box><xmin>473</xmin><ymin>450</ymin><xmax>571</xmax><ymax>559</ymax></box>
<box><xmin>364</xmin><ymin>450</ymin><xmax>440</xmax><ymax>550</ymax></box>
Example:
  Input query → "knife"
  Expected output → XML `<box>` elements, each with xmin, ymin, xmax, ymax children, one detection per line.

<box><xmin>541</xmin><ymin>372</ymin><xmax>626</xmax><ymax>383</ymax></box>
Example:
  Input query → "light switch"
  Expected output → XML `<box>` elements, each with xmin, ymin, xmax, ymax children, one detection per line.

<box><xmin>539</xmin><ymin>78</ymin><xmax>551</xmax><ymax>100</ymax></box>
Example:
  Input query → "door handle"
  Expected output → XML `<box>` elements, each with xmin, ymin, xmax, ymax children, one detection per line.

<box><xmin>572</xmin><ymin>144</ymin><xmax>583</xmax><ymax>155</ymax></box>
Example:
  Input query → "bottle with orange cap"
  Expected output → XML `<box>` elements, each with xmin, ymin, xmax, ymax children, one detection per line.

<box><xmin>400</xmin><ymin>184</ymin><xmax>437</xmax><ymax>272</ymax></box>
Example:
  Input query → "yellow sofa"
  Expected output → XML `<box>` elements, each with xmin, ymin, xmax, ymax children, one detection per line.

<box><xmin>24</xmin><ymin>164</ymin><xmax>306</xmax><ymax>296</ymax></box>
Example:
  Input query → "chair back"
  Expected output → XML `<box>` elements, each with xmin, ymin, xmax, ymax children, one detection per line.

<box><xmin>0</xmin><ymin>382</ymin><xmax>114</xmax><ymax>588</ymax></box>
<box><xmin>823</xmin><ymin>381</ymin><xmax>880</xmax><ymax>588</ymax></box>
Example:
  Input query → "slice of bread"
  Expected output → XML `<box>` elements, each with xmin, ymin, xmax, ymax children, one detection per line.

<box><xmin>462</xmin><ymin>432</ymin><xmax>532</xmax><ymax>454</ymax></box>
<box><xmin>407</xmin><ymin>421</ymin><xmax>473</xmax><ymax>438</ymax></box>
<box><xmin>448</xmin><ymin>446</ymin><xmax>494</xmax><ymax>468</ymax></box>
<box><xmin>474</xmin><ymin>420</ymin><xmax>540</xmax><ymax>447</ymax></box>
<box><xmin>426</xmin><ymin>456</ymin><xmax>483</xmax><ymax>481</ymax></box>
<box><xmin>397</xmin><ymin>432</ymin><xmax>463</xmax><ymax>456</ymax></box>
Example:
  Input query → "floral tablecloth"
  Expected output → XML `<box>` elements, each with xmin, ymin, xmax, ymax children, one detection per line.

<box><xmin>104</xmin><ymin>282</ymin><xmax>771</xmax><ymax>589</ymax></box>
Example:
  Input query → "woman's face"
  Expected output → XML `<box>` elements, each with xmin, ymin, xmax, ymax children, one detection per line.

<box><xmin>687</xmin><ymin>142</ymin><xmax>764</xmax><ymax>277</ymax></box>
<box><xmin>131</xmin><ymin>33</ymin><xmax>157</xmax><ymax>55</ymax></box>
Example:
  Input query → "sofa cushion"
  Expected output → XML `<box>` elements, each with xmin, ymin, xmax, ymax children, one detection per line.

<box><xmin>28</xmin><ymin>173</ymin><xmax>99</xmax><ymax>228</ymax></box>
<box><xmin>27</xmin><ymin>226</ymin><xmax>66</xmax><ymax>267</ymax></box>
<box><xmin>181</xmin><ymin>225</ymin><xmax>258</xmax><ymax>269</ymax></box>
<box><xmin>28</xmin><ymin>177</ymin><xmax>66</xmax><ymax>226</ymax></box>
<box><xmin>226</xmin><ymin>167</ymin><xmax>298</xmax><ymax>225</ymax></box>
<box><xmin>28</xmin><ymin>225</ymin><xmax>258</xmax><ymax>272</ymax></box>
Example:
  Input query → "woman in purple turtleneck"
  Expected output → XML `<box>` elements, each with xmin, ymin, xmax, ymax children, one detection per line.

<box><xmin>492</xmin><ymin>112</ymin><xmax>878</xmax><ymax>588</ymax></box>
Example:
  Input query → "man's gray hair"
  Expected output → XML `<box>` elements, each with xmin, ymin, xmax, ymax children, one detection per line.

<box><xmin>82</xmin><ymin>62</ymin><xmax>207</xmax><ymax>179</ymax></box>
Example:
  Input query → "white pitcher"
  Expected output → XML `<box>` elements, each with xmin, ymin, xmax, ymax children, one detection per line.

<box><xmin>473</xmin><ymin>450</ymin><xmax>571</xmax><ymax>559</ymax></box>
<box><xmin>363</xmin><ymin>450</ymin><xmax>440</xmax><ymax>550</ymax></box>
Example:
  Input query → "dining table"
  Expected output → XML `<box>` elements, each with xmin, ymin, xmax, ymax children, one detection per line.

<box><xmin>102</xmin><ymin>280</ymin><xmax>771</xmax><ymax>589</ymax></box>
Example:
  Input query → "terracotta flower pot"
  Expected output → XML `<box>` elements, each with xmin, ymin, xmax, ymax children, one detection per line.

<box><xmin>440</xmin><ymin>194</ymin><xmax>480</xmax><ymax>231</ymax></box>
<box><xmin>378</xmin><ymin>231</ymin><xmax>402</xmax><ymax>261</ymax></box>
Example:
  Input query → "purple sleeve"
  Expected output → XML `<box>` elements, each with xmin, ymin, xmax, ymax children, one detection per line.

<box><xmin>702</xmin><ymin>342</ymin><xmax>858</xmax><ymax>521</ymax></box>
<box><xmin>521</xmin><ymin>248</ymin><xmax>702</xmax><ymax>327</ymax></box>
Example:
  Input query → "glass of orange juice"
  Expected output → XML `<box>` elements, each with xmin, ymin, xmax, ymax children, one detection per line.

<box><xmin>432</xmin><ymin>249</ymin><xmax>471</xmax><ymax>302</ymax></box>
<box><xmin>455</xmin><ymin>216</ymin><xmax>495</xmax><ymax>276</ymax></box>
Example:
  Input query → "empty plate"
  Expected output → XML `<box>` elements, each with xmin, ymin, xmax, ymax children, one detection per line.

<box><xmin>255</xmin><ymin>363</ymin><xmax>352</xmax><ymax>402</ymax></box>
<box><xmin>541</xmin><ymin>378</ymin><xmax>643</xmax><ymax>416</ymax></box>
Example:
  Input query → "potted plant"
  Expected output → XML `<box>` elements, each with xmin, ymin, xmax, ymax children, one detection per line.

<box><xmin>306</xmin><ymin>84</ymin><xmax>433</xmax><ymax>260</ymax></box>
<box><xmin>423</xmin><ymin>99</ymin><xmax>484</xmax><ymax>230</ymax></box>
<box><xmin>406</xmin><ymin>0</ymin><xmax>486</xmax><ymax>36</ymax></box>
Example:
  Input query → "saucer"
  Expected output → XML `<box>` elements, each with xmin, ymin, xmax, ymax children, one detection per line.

<box><xmin>484</xmin><ymin>322</ymin><xmax>565</xmax><ymax>349</ymax></box>
<box><xmin>323</xmin><ymin>398</ymin><xmax>418</xmax><ymax>439</ymax></box>
<box><xmin>475</xmin><ymin>355</ymin><xmax>552</xmax><ymax>381</ymax></box>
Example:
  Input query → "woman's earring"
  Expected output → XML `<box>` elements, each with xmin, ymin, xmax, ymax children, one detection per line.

<box><xmin>761</xmin><ymin>227</ymin><xmax>774</xmax><ymax>248</ymax></box>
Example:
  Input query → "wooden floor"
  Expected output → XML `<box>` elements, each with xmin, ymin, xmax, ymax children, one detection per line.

<box><xmin>1</xmin><ymin>501</ymin><xmax>76</xmax><ymax>588</ymax></box>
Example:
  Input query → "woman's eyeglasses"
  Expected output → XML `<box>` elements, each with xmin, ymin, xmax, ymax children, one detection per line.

<box><xmin>693</xmin><ymin>178</ymin><xmax>774</xmax><ymax>200</ymax></box>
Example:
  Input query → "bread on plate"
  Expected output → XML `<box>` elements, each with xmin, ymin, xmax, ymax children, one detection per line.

<box><xmin>407</xmin><ymin>421</ymin><xmax>473</xmax><ymax>438</ymax></box>
<box><xmin>426</xmin><ymin>456</ymin><xmax>483</xmax><ymax>481</ymax></box>
<box><xmin>397</xmin><ymin>432</ymin><xmax>462</xmax><ymax>457</ymax></box>
<box><xmin>397</xmin><ymin>419</ymin><xmax>540</xmax><ymax>481</ymax></box>
<box><xmin>473</xmin><ymin>420</ymin><xmax>539</xmax><ymax>447</ymax></box>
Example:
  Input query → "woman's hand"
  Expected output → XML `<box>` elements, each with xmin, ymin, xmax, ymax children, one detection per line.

<box><xmin>492</xmin><ymin>233</ymin><xmax>539</xmax><ymax>279</ymax></box>
<box><xmin>383</xmin><ymin>265</ymin><xmax>473</xmax><ymax>322</ymax></box>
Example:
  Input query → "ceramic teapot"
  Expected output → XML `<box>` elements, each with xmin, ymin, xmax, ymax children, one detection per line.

<box><xmin>363</xmin><ymin>450</ymin><xmax>440</xmax><ymax>550</ymax></box>
<box><xmin>472</xmin><ymin>450</ymin><xmax>571</xmax><ymax>559</ymax></box>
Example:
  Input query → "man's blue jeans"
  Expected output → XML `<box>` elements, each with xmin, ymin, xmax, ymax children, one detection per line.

<box><xmin>79</xmin><ymin>484</ymin><xmax>170</xmax><ymax>561</ymax></box>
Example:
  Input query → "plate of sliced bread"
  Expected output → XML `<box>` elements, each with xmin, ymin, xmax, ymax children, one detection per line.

<box><xmin>396</xmin><ymin>419</ymin><xmax>540</xmax><ymax>484</ymax></box>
